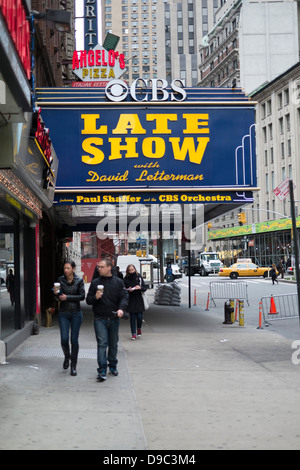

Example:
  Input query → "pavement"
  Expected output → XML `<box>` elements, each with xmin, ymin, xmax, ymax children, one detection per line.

<box><xmin>1</xmin><ymin>285</ymin><xmax>300</xmax><ymax>451</ymax></box>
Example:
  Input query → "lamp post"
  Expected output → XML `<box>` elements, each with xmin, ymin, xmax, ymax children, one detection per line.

<box><xmin>289</xmin><ymin>179</ymin><xmax>300</xmax><ymax>321</ymax></box>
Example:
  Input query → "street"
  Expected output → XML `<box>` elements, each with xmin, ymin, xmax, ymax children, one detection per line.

<box><xmin>173</xmin><ymin>274</ymin><xmax>300</xmax><ymax>341</ymax></box>
<box><xmin>2</xmin><ymin>278</ymin><xmax>300</xmax><ymax>450</ymax></box>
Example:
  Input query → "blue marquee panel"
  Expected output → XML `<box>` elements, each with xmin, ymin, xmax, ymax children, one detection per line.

<box><xmin>37</xmin><ymin>87</ymin><xmax>257</xmax><ymax>203</ymax></box>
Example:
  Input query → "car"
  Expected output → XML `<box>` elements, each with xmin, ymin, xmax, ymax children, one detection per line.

<box><xmin>218</xmin><ymin>262</ymin><xmax>273</xmax><ymax>279</ymax></box>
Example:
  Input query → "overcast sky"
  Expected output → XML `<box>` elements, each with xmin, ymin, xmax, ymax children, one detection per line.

<box><xmin>75</xmin><ymin>0</ymin><xmax>102</xmax><ymax>50</ymax></box>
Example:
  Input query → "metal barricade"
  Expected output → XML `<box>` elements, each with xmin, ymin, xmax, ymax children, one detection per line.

<box><xmin>209</xmin><ymin>281</ymin><xmax>249</xmax><ymax>307</ymax></box>
<box><xmin>261</xmin><ymin>293</ymin><xmax>299</xmax><ymax>325</ymax></box>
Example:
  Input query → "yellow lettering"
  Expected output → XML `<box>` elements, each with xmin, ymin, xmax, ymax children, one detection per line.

<box><xmin>82</xmin><ymin>69</ymin><xmax>88</xmax><ymax>78</ymax></box>
<box><xmin>142</xmin><ymin>137</ymin><xmax>165</xmax><ymax>159</ymax></box>
<box><xmin>112</xmin><ymin>114</ymin><xmax>146</xmax><ymax>134</ymax></box>
<box><xmin>183</xmin><ymin>114</ymin><xmax>209</xmax><ymax>134</ymax></box>
<box><xmin>93</xmin><ymin>69</ymin><xmax>99</xmax><ymax>78</ymax></box>
<box><xmin>82</xmin><ymin>138</ymin><xmax>105</xmax><ymax>164</ymax></box>
<box><xmin>81</xmin><ymin>114</ymin><xmax>107</xmax><ymax>134</ymax></box>
<box><xmin>170</xmin><ymin>137</ymin><xmax>210</xmax><ymax>165</ymax></box>
<box><xmin>108</xmin><ymin>68</ymin><xmax>115</xmax><ymax>78</ymax></box>
<box><xmin>86</xmin><ymin>171</ymin><xmax>99</xmax><ymax>181</ymax></box>
<box><xmin>146</xmin><ymin>114</ymin><xmax>177</xmax><ymax>134</ymax></box>
<box><xmin>101</xmin><ymin>68</ymin><xmax>107</xmax><ymax>78</ymax></box>
<box><xmin>108</xmin><ymin>138</ymin><xmax>138</xmax><ymax>160</ymax></box>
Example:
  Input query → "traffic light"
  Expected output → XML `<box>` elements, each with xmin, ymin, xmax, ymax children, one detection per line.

<box><xmin>238</xmin><ymin>212</ymin><xmax>247</xmax><ymax>225</ymax></box>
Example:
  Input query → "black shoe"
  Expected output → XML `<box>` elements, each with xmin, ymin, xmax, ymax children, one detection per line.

<box><xmin>97</xmin><ymin>371</ymin><xmax>106</xmax><ymax>382</ymax></box>
<box><xmin>109</xmin><ymin>367</ymin><xmax>118</xmax><ymax>376</ymax></box>
<box><xmin>70</xmin><ymin>365</ymin><xmax>77</xmax><ymax>376</ymax></box>
<box><xmin>63</xmin><ymin>358</ymin><xmax>70</xmax><ymax>370</ymax></box>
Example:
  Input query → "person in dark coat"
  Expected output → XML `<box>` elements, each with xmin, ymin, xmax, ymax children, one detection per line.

<box><xmin>86</xmin><ymin>258</ymin><xmax>128</xmax><ymax>382</ymax></box>
<box><xmin>270</xmin><ymin>263</ymin><xmax>278</xmax><ymax>285</ymax></box>
<box><xmin>277</xmin><ymin>259</ymin><xmax>285</xmax><ymax>279</ymax></box>
<box><xmin>124</xmin><ymin>264</ymin><xmax>147</xmax><ymax>340</ymax></box>
<box><xmin>54</xmin><ymin>260</ymin><xmax>85</xmax><ymax>376</ymax></box>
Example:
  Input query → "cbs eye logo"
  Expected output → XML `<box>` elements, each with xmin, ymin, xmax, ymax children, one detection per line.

<box><xmin>105</xmin><ymin>80</ymin><xmax>129</xmax><ymax>102</ymax></box>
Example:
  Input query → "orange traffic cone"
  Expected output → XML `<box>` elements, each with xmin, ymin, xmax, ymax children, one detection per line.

<box><xmin>269</xmin><ymin>295</ymin><xmax>278</xmax><ymax>315</ymax></box>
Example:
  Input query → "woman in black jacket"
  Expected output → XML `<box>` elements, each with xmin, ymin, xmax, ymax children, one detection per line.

<box><xmin>54</xmin><ymin>260</ymin><xmax>85</xmax><ymax>376</ymax></box>
<box><xmin>124</xmin><ymin>264</ymin><xmax>147</xmax><ymax>340</ymax></box>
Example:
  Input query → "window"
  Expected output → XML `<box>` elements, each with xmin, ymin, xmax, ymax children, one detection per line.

<box><xmin>279</xmin><ymin>117</ymin><xmax>284</xmax><ymax>134</ymax></box>
<box><xmin>262</xmin><ymin>127</ymin><xmax>267</xmax><ymax>142</ymax></box>
<box><xmin>281</xmin><ymin>142</ymin><xmax>285</xmax><ymax>159</ymax></box>
<box><xmin>288</xmin><ymin>139</ymin><xmax>291</xmax><ymax>156</ymax></box>
<box><xmin>268</xmin><ymin>123</ymin><xmax>273</xmax><ymax>140</ymax></box>
<box><xmin>284</xmin><ymin>88</ymin><xmax>289</xmax><ymax>105</ymax></box>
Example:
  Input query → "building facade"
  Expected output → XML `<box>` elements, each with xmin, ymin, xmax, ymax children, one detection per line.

<box><xmin>208</xmin><ymin>62</ymin><xmax>300</xmax><ymax>268</ymax></box>
<box><xmin>199</xmin><ymin>0</ymin><xmax>300</xmax><ymax>268</ymax></box>
<box><xmin>0</xmin><ymin>0</ymin><xmax>74</xmax><ymax>358</ymax></box>
<box><xmin>198</xmin><ymin>0</ymin><xmax>299</xmax><ymax>94</ymax></box>
<box><xmin>101</xmin><ymin>0</ymin><xmax>218</xmax><ymax>86</ymax></box>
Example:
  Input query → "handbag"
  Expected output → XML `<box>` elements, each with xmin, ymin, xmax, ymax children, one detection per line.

<box><xmin>139</xmin><ymin>276</ymin><xmax>150</xmax><ymax>311</ymax></box>
<box><xmin>141</xmin><ymin>291</ymin><xmax>150</xmax><ymax>311</ymax></box>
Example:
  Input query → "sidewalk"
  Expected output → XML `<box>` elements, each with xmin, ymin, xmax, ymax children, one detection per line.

<box><xmin>1</xmin><ymin>290</ymin><xmax>300</xmax><ymax>450</ymax></box>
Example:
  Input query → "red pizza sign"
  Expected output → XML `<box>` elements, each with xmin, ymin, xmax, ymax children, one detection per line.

<box><xmin>72</xmin><ymin>45</ymin><xmax>126</xmax><ymax>82</ymax></box>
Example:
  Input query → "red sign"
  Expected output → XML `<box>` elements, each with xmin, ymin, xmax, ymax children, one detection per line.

<box><xmin>72</xmin><ymin>81</ymin><xmax>109</xmax><ymax>88</ymax></box>
<box><xmin>32</xmin><ymin>108</ymin><xmax>52</xmax><ymax>163</ymax></box>
<box><xmin>0</xmin><ymin>0</ymin><xmax>31</xmax><ymax>79</ymax></box>
<box><xmin>72</xmin><ymin>49</ymin><xmax>125</xmax><ymax>70</ymax></box>
<box><xmin>273</xmin><ymin>177</ymin><xmax>295</xmax><ymax>201</ymax></box>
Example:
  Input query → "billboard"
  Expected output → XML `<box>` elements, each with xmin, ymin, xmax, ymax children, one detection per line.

<box><xmin>36</xmin><ymin>81</ymin><xmax>257</xmax><ymax>204</ymax></box>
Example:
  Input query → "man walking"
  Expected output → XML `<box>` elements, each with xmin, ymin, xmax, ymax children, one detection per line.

<box><xmin>86</xmin><ymin>258</ymin><xmax>128</xmax><ymax>382</ymax></box>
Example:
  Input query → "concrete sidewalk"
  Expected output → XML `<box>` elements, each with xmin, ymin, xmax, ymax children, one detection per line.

<box><xmin>1</xmin><ymin>292</ymin><xmax>300</xmax><ymax>450</ymax></box>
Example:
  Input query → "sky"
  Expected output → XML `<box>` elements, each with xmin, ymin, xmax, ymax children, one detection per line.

<box><xmin>75</xmin><ymin>0</ymin><xmax>102</xmax><ymax>50</ymax></box>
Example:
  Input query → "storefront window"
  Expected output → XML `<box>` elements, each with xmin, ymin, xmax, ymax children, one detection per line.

<box><xmin>0</xmin><ymin>214</ymin><xmax>15</xmax><ymax>340</ymax></box>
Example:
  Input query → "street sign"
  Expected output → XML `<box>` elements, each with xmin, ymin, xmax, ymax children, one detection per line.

<box><xmin>273</xmin><ymin>177</ymin><xmax>295</xmax><ymax>201</ymax></box>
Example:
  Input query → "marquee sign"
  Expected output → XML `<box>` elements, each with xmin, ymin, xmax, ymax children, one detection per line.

<box><xmin>36</xmin><ymin>82</ymin><xmax>257</xmax><ymax>205</ymax></box>
<box><xmin>72</xmin><ymin>45</ymin><xmax>126</xmax><ymax>84</ymax></box>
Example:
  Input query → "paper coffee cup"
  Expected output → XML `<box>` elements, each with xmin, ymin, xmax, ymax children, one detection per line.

<box><xmin>97</xmin><ymin>285</ymin><xmax>104</xmax><ymax>293</ymax></box>
<box><xmin>54</xmin><ymin>283</ymin><xmax>60</xmax><ymax>294</ymax></box>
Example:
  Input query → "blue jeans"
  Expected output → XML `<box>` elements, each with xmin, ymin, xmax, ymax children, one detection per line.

<box><xmin>58</xmin><ymin>310</ymin><xmax>83</xmax><ymax>348</ymax></box>
<box><xmin>58</xmin><ymin>310</ymin><xmax>83</xmax><ymax>364</ymax></box>
<box><xmin>94</xmin><ymin>317</ymin><xmax>120</xmax><ymax>373</ymax></box>
<box><xmin>130</xmin><ymin>312</ymin><xmax>143</xmax><ymax>335</ymax></box>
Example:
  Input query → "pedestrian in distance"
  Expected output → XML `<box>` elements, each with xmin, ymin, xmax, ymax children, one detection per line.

<box><xmin>86</xmin><ymin>258</ymin><xmax>128</xmax><ymax>382</ymax></box>
<box><xmin>277</xmin><ymin>259</ymin><xmax>285</xmax><ymax>279</ymax></box>
<box><xmin>54</xmin><ymin>260</ymin><xmax>85</xmax><ymax>376</ymax></box>
<box><xmin>270</xmin><ymin>263</ymin><xmax>278</xmax><ymax>285</ymax></box>
<box><xmin>124</xmin><ymin>264</ymin><xmax>147</xmax><ymax>340</ymax></box>
<box><xmin>6</xmin><ymin>268</ymin><xmax>15</xmax><ymax>306</ymax></box>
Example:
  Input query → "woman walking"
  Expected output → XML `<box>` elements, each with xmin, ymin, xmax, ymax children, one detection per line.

<box><xmin>54</xmin><ymin>260</ymin><xmax>85</xmax><ymax>376</ymax></box>
<box><xmin>124</xmin><ymin>264</ymin><xmax>147</xmax><ymax>340</ymax></box>
<box><xmin>270</xmin><ymin>263</ymin><xmax>278</xmax><ymax>285</ymax></box>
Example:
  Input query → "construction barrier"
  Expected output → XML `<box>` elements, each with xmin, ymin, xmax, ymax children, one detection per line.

<box><xmin>260</xmin><ymin>293</ymin><xmax>299</xmax><ymax>326</ymax></box>
<box><xmin>208</xmin><ymin>281</ymin><xmax>249</xmax><ymax>308</ymax></box>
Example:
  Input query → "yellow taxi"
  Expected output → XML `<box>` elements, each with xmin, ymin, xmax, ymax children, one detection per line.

<box><xmin>219</xmin><ymin>262</ymin><xmax>272</xmax><ymax>279</ymax></box>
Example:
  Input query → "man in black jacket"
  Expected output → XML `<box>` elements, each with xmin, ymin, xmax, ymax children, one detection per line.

<box><xmin>86</xmin><ymin>258</ymin><xmax>128</xmax><ymax>382</ymax></box>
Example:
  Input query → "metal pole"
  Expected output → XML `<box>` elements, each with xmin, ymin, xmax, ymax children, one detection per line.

<box><xmin>289</xmin><ymin>179</ymin><xmax>300</xmax><ymax>322</ymax></box>
<box><xmin>188</xmin><ymin>249</ymin><xmax>191</xmax><ymax>308</ymax></box>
